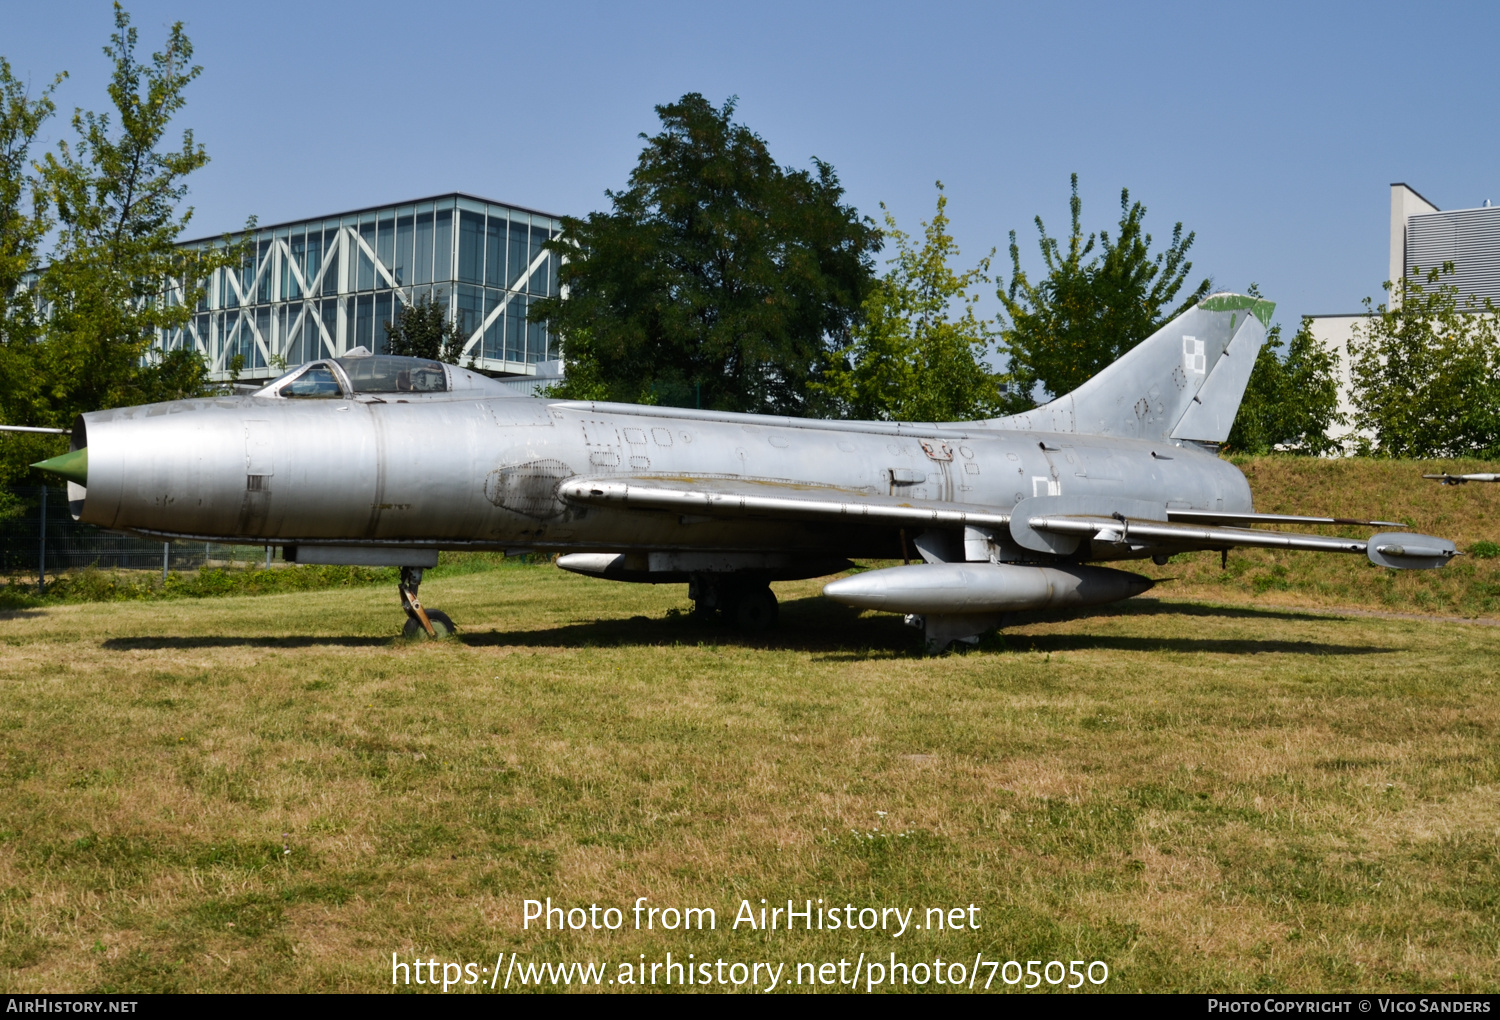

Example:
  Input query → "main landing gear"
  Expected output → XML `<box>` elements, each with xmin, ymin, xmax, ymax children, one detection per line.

<box><xmin>399</xmin><ymin>566</ymin><xmax>455</xmax><ymax>639</ymax></box>
<box><xmin>688</xmin><ymin>575</ymin><xmax>779</xmax><ymax>634</ymax></box>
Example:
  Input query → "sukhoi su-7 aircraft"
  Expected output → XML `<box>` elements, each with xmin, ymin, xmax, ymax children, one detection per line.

<box><xmin>33</xmin><ymin>293</ymin><xmax>1461</xmax><ymax>649</ymax></box>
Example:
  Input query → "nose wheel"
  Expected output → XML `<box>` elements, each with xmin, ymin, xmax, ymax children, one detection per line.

<box><xmin>402</xmin><ymin>609</ymin><xmax>455</xmax><ymax>639</ymax></box>
<box><xmin>399</xmin><ymin>566</ymin><xmax>454</xmax><ymax>639</ymax></box>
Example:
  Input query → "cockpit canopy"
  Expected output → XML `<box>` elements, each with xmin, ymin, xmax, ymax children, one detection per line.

<box><xmin>255</xmin><ymin>352</ymin><xmax>514</xmax><ymax>399</ymax></box>
<box><xmin>336</xmin><ymin>355</ymin><xmax>447</xmax><ymax>394</ymax></box>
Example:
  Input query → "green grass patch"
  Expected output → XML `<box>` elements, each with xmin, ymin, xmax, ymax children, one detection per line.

<box><xmin>1</xmin><ymin>457</ymin><xmax>1499</xmax><ymax>991</ymax></box>
<box><xmin>1</xmin><ymin>561</ymin><xmax>1499</xmax><ymax>992</ymax></box>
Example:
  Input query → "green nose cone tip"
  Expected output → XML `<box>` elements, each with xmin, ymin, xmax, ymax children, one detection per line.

<box><xmin>32</xmin><ymin>447</ymin><xmax>88</xmax><ymax>487</ymax></box>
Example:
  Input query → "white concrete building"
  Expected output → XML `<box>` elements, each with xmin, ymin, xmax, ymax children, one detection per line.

<box><xmin>1309</xmin><ymin>183</ymin><xmax>1500</xmax><ymax>448</ymax></box>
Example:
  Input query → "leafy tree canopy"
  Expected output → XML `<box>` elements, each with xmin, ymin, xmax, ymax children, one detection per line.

<box><xmin>0</xmin><ymin>3</ymin><xmax>243</xmax><ymax>488</ymax></box>
<box><xmin>385</xmin><ymin>296</ymin><xmax>467</xmax><ymax>363</ymax></box>
<box><xmin>533</xmin><ymin>93</ymin><xmax>881</xmax><ymax>414</ymax></box>
<box><xmin>1227</xmin><ymin>294</ymin><xmax>1345</xmax><ymax>455</ymax></box>
<box><xmin>998</xmin><ymin>174</ymin><xmax>1210</xmax><ymax>408</ymax></box>
<box><xmin>0</xmin><ymin>57</ymin><xmax>60</xmax><ymax>337</ymax></box>
<box><xmin>1348</xmin><ymin>265</ymin><xmax>1500</xmax><ymax>458</ymax></box>
<box><xmin>813</xmin><ymin>183</ymin><xmax>1002</xmax><ymax>422</ymax></box>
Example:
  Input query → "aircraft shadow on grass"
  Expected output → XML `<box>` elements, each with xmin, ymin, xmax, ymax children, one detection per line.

<box><xmin>462</xmin><ymin>595</ymin><xmax>1392</xmax><ymax>658</ymax></box>
<box><xmin>101</xmin><ymin>635</ymin><xmax>395</xmax><ymax>650</ymax></box>
<box><xmin>96</xmin><ymin>595</ymin><xmax>1390</xmax><ymax>658</ymax></box>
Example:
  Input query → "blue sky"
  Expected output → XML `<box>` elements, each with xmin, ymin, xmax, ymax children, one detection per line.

<box><xmin>4</xmin><ymin>0</ymin><xmax>1499</xmax><ymax>332</ymax></box>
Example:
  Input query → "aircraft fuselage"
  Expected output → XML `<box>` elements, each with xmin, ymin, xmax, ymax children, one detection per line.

<box><xmin>72</xmin><ymin>393</ymin><xmax>1252</xmax><ymax>561</ymax></box>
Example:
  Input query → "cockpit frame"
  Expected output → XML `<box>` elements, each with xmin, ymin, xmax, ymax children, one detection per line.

<box><xmin>254</xmin><ymin>354</ymin><xmax>453</xmax><ymax>400</ymax></box>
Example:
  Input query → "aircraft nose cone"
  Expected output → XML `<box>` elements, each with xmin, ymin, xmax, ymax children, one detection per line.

<box><xmin>32</xmin><ymin>447</ymin><xmax>88</xmax><ymax>486</ymax></box>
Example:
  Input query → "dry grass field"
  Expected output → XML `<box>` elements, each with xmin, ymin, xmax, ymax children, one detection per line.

<box><xmin>0</xmin><ymin>456</ymin><xmax>1498</xmax><ymax>994</ymax></box>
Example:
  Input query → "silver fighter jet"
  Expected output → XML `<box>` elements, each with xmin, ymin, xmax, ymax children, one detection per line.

<box><xmin>34</xmin><ymin>293</ymin><xmax>1460</xmax><ymax>649</ymax></box>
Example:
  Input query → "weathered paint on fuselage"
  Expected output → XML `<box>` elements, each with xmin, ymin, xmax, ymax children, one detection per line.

<box><xmin>74</xmin><ymin>393</ymin><xmax>1253</xmax><ymax>560</ymax></box>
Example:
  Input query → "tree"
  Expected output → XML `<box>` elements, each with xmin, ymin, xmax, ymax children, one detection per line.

<box><xmin>1347</xmin><ymin>265</ymin><xmax>1500</xmax><ymax>458</ymax></box>
<box><xmin>813</xmin><ymin>183</ymin><xmax>1002</xmax><ymax>422</ymax></box>
<box><xmin>0</xmin><ymin>57</ymin><xmax>60</xmax><ymax>344</ymax></box>
<box><xmin>384</xmin><ymin>295</ymin><xmax>466</xmax><ymax>362</ymax></box>
<box><xmin>532</xmin><ymin>93</ymin><xmax>880</xmax><ymax>414</ymax></box>
<box><xmin>1227</xmin><ymin>312</ymin><xmax>1345</xmax><ymax>455</ymax></box>
<box><xmin>0</xmin><ymin>58</ymin><xmax>63</xmax><ymax>512</ymax></box>
<box><xmin>998</xmin><ymin>174</ymin><xmax>1211</xmax><ymax>408</ymax></box>
<box><xmin>0</xmin><ymin>4</ymin><xmax>241</xmax><ymax>489</ymax></box>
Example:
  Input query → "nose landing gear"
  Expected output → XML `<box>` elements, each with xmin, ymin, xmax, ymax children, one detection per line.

<box><xmin>399</xmin><ymin>566</ymin><xmax>455</xmax><ymax>639</ymax></box>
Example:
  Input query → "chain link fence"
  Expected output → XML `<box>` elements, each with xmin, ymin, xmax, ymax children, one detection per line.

<box><xmin>2</xmin><ymin>485</ymin><xmax>271</xmax><ymax>583</ymax></box>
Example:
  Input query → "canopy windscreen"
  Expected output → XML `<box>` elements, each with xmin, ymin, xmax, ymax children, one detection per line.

<box><xmin>335</xmin><ymin>355</ymin><xmax>448</xmax><ymax>393</ymax></box>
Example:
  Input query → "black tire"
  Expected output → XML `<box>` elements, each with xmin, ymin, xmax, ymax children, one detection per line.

<box><xmin>733</xmin><ymin>586</ymin><xmax>778</xmax><ymax>633</ymax></box>
<box><xmin>402</xmin><ymin>609</ymin><xmax>456</xmax><ymax>639</ymax></box>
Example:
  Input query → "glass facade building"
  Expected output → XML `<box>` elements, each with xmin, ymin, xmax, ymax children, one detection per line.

<box><xmin>159</xmin><ymin>193</ymin><xmax>562</xmax><ymax>382</ymax></box>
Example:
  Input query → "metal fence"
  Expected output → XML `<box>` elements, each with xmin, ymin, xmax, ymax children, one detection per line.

<box><xmin>1</xmin><ymin>485</ymin><xmax>269</xmax><ymax>581</ymax></box>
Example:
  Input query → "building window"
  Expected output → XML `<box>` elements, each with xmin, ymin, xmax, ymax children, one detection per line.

<box><xmin>458</xmin><ymin>210</ymin><xmax>484</xmax><ymax>284</ymax></box>
<box><xmin>434</xmin><ymin>206</ymin><xmax>453</xmax><ymax>282</ymax></box>
<box><xmin>486</xmin><ymin>214</ymin><xmax>507</xmax><ymax>288</ymax></box>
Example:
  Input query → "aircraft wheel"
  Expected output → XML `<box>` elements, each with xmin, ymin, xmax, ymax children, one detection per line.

<box><xmin>402</xmin><ymin>609</ymin><xmax>456</xmax><ymax>639</ymax></box>
<box><xmin>733</xmin><ymin>586</ymin><xmax>778</xmax><ymax>633</ymax></box>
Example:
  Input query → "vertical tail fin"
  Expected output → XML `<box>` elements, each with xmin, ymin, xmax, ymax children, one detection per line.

<box><xmin>988</xmin><ymin>293</ymin><xmax>1274</xmax><ymax>442</ymax></box>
